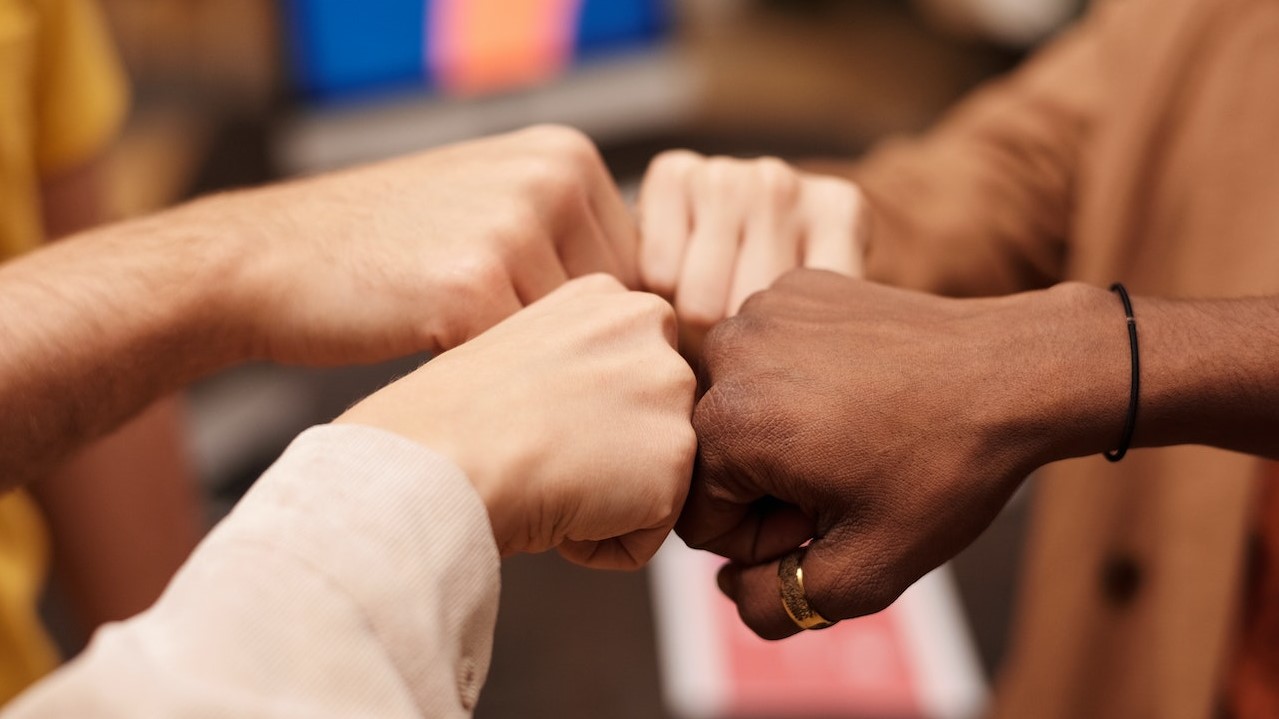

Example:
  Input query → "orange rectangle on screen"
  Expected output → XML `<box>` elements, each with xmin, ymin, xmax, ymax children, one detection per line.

<box><xmin>428</xmin><ymin>0</ymin><xmax>582</xmax><ymax>95</ymax></box>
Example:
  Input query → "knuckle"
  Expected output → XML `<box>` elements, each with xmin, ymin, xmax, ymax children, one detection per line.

<box><xmin>456</xmin><ymin>251</ymin><xmax>509</xmax><ymax>292</ymax></box>
<box><xmin>524</xmin><ymin>123</ymin><xmax>596</xmax><ymax>158</ymax></box>
<box><xmin>575</xmin><ymin>272</ymin><xmax>626</xmax><ymax>294</ymax></box>
<box><xmin>490</xmin><ymin>203</ymin><xmax>543</xmax><ymax>248</ymax></box>
<box><xmin>522</xmin><ymin>156</ymin><xmax>583</xmax><ymax>203</ymax></box>
<box><xmin>753</xmin><ymin>157</ymin><xmax>800</xmax><ymax>203</ymax></box>
<box><xmin>634</xmin><ymin>290</ymin><xmax>676</xmax><ymax>322</ymax></box>
<box><xmin>702</xmin><ymin>314</ymin><xmax>748</xmax><ymax>355</ymax></box>
<box><xmin>701</xmin><ymin>156</ymin><xmax>747</xmax><ymax>193</ymax></box>
<box><xmin>648</xmin><ymin>149</ymin><xmax>703</xmax><ymax>180</ymax></box>
<box><xmin>771</xmin><ymin>267</ymin><xmax>816</xmax><ymax>293</ymax></box>
<box><xmin>736</xmin><ymin>287</ymin><xmax>775</xmax><ymax>317</ymax></box>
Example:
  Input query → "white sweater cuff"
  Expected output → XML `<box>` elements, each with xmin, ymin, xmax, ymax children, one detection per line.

<box><xmin>203</xmin><ymin>423</ymin><xmax>502</xmax><ymax>712</ymax></box>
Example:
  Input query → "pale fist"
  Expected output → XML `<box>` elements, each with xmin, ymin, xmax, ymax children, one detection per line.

<box><xmin>338</xmin><ymin>275</ymin><xmax>697</xmax><ymax>570</ymax></box>
<box><xmin>638</xmin><ymin>151</ymin><xmax>867</xmax><ymax>341</ymax></box>
<box><xmin>210</xmin><ymin>125</ymin><xmax>638</xmax><ymax>366</ymax></box>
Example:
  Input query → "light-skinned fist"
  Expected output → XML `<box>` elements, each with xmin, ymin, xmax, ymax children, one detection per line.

<box><xmin>638</xmin><ymin>151</ymin><xmax>867</xmax><ymax>347</ymax></box>
<box><xmin>197</xmin><ymin>125</ymin><xmax>639</xmax><ymax>366</ymax></box>
<box><xmin>337</xmin><ymin>275</ymin><xmax>698</xmax><ymax>570</ymax></box>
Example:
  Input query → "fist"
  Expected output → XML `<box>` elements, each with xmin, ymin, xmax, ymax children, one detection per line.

<box><xmin>679</xmin><ymin>271</ymin><xmax>1114</xmax><ymax>638</ymax></box>
<box><xmin>339</xmin><ymin>275</ymin><xmax>698</xmax><ymax>570</ymax></box>
<box><xmin>637</xmin><ymin>151</ymin><xmax>867</xmax><ymax>346</ymax></box>
<box><xmin>210</xmin><ymin>124</ymin><xmax>639</xmax><ymax>366</ymax></box>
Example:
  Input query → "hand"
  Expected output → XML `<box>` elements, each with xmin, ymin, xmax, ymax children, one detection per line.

<box><xmin>637</xmin><ymin>152</ymin><xmax>867</xmax><ymax>340</ymax></box>
<box><xmin>337</xmin><ymin>275</ymin><xmax>697</xmax><ymax>569</ymax></box>
<box><xmin>199</xmin><ymin>124</ymin><xmax>638</xmax><ymax>365</ymax></box>
<box><xmin>680</xmin><ymin>270</ymin><xmax>1131</xmax><ymax>638</ymax></box>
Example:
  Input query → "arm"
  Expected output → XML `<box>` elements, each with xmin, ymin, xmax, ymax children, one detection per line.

<box><xmin>33</xmin><ymin>157</ymin><xmax>204</xmax><ymax>638</ymax></box>
<box><xmin>4</xmin><ymin>276</ymin><xmax>696</xmax><ymax>716</ymax></box>
<box><xmin>682</xmin><ymin>271</ymin><xmax>1279</xmax><ymax>638</ymax></box>
<box><xmin>0</xmin><ymin>125</ymin><xmax>639</xmax><ymax>490</ymax></box>
<box><xmin>0</xmin><ymin>209</ymin><xmax>227</xmax><ymax>490</ymax></box>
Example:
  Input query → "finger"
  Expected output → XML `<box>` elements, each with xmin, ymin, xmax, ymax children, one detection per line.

<box><xmin>556</xmin><ymin>193</ymin><xmax>627</xmax><ymax>281</ymax></box>
<box><xmin>718</xmin><ymin>533</ymin><xmax>898</xmax><ymax>641</ymax></box>
<box><xmin>583</xmin><ymin>156</ymin><xmax>642</xmax><ymax>290</ymax></box>
<box><xmin>799</xmin><ymin>177</ymin><xmax>866</xmax><ymax>277</ymax></box>
<box><xmin>726</xmin><ymin>208</ymin><xmax>800</xmax><ymax>316</ymax></box>
<box><xmin>676</xmin><ymin>493</ymin><xmax>814</xmax><ymax>564</ymax></box>
<box><xmin>676</xmin><ymin>169</ymin><xmax>747</xmax><ymax>330</ymax></box>
<box><xmin>558</xmin><ymin>525</ymin><xmax>670</xmax><ymax>570</ymax></box>
<box><xmin>678</xmin><ymin>381</ymin><xmax>815</xmax><ymax>562</ymax></box>
<box><xmin>508</xmin><ymin>230</ymin><xmax>571</xmax><ymax>305</ymax></box>
<box><xmin>638</xmin><ymin>151</ymin><xmax>698</xmax><ymax>298</ymax></box>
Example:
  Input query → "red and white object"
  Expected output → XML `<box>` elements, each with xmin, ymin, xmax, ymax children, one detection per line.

<box><xmin>650</xmin><ymin>540</ymin><xmax>986</xmax><ymax>719</ymax></box>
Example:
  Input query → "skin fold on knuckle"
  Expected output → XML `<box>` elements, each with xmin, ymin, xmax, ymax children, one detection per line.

<box><xmin>574</xmin><ymin>272</ymin><xmax>625</xmax><ymax>295</ymax></box>
<box><xmin>752</xmin><ymin>157</ymin><xmax>801</xmax><ymax>207</ymax></box>
<box><xmin>647</xmin><ymin>149</ymin><xmax>702</xmax><ymax>183</ymax></box>
<box><xmin>699</xmin><ymin>156</ymin><xmax>750</xmax><ymax>197</ymax></box>
<box><xmin>518</xmin><ymin>154</ymin><xmax>587</xmax><ymax>221</ymax></box>
<box><xmin>525</xmin><ymin>124</ymin><xmax>596</xmax><ymax>162</ymax></box>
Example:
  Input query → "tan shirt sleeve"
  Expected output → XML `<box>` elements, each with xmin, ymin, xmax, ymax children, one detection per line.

<box><xmin>2</xmin><ymin>425</ymin><xmax>502</xmax><ymax>718</ymax></box>
<box><xmin>847</xmin><ymin>14</ymin><xmax>1103</xmax><ymax>297</ymax></box>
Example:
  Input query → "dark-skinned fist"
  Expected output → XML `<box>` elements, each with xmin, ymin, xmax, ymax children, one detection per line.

<box><xmin>679</xmin><ymin>269</ymin><xmax>1130</xmax><ymax>639</ymax></box>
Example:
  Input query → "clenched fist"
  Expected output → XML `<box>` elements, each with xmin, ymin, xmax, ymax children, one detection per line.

<box><xmin>339</xmin><ymin>275</ymin><xmax>697</xmax><ymax>569</ymax></box>
<box><xmin>680</xmin><ymin>270</ymin><xmax>1134</xmax><ymax>638</ymax></box>
<box><xmin>197</xmin><ymin>124</ymin><xmax>639</xmax><ymax>365</ymax></box>
<box><xmin>638</xmin><ymin>152</ymin><xmax>867</xmax><ymax>344</ymax></box>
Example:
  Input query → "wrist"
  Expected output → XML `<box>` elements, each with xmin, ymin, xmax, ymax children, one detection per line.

<box><xmin>143</xmin><ymin>198</ymin><xmax>258</xmax><ymax>371</ymax></box>
<box><xmin>332</xmin><ymin>403</ymin><xmax>521</xmax><ymax>555</ymax></box>
<box><xmin>975</xmin><ymin>283</ymin><xmax>1133</xmax><ymax>468</ymax></box>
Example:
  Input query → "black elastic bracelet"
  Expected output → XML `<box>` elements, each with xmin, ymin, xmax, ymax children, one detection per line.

<box><xmin>1105</xmin><ymin>283</ymin><xmax>1140</xmax><ymax>462</ymax></box>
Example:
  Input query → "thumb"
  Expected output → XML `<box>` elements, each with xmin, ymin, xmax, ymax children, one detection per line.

<box><xmin>716</xmin><ymin>533</ymin><xmax>901</xmax><ymax>640</ymax></box>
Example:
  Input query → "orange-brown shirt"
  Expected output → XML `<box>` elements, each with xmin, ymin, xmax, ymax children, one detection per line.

<box><xmin>1229</xmin><ymin>464</ymin><xmax>1279</xmax><ymax>719</ymax></box>
<box><xmin>839</xmin><ymin>0</ymin><xmax>1279</xmax><ymax>715</ymax></box>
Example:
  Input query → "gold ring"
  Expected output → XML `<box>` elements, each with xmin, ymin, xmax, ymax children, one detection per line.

<box><xmin>778</xmin><ymin>547</ymin><xmax>834</xmax><ymax>631</ymax></box>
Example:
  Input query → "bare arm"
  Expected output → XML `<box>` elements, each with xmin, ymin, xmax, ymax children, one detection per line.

<box><xmin>0</xmin><ymin>208</ymin><xmax>233</xmax><ymax>490</ymax></box>
<box><xmin>30</xmin><ymin>157</ymin><xmax>204</xmax><ymax>636</ymax></box>
<box><xmin>0</xmin><ymin>125</ymin><xmax>642</xmax><ymax>491</ymax></box>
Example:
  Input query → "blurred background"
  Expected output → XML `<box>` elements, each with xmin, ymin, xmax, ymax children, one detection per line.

<box><xmin>53</xmin><ymin>0</ymin><xmax>1085</xmax><ymax>716</ymax></box>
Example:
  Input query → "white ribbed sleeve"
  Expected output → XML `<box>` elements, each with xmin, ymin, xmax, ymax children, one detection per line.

<box><xmin>4</xmin><ymin>424</ymin><xmax>501</xmax><ymax>718</ymax></box>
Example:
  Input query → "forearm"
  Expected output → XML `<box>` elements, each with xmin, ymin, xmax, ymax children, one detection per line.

<box><xmin>0</xmin><ymin>203</ymin><xmax>242</xmax><ymax>489</ymax></box>
<box><xmin>1010</xmin><ymin>284</ymin><xmax>1279</xmax><ymax>466</ymax></box>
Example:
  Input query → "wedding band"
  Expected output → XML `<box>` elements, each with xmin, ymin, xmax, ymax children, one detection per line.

<box><xmin>778</xmin><ymin>547</ymin><xmax>834</xmax><ymax>631</ymax></box>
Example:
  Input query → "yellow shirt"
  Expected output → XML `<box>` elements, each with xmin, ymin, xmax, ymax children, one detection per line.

<box><xmin>0</xmin><ymin>0</ymin><xmax>127</xmax><ymax>702</ymax></box>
